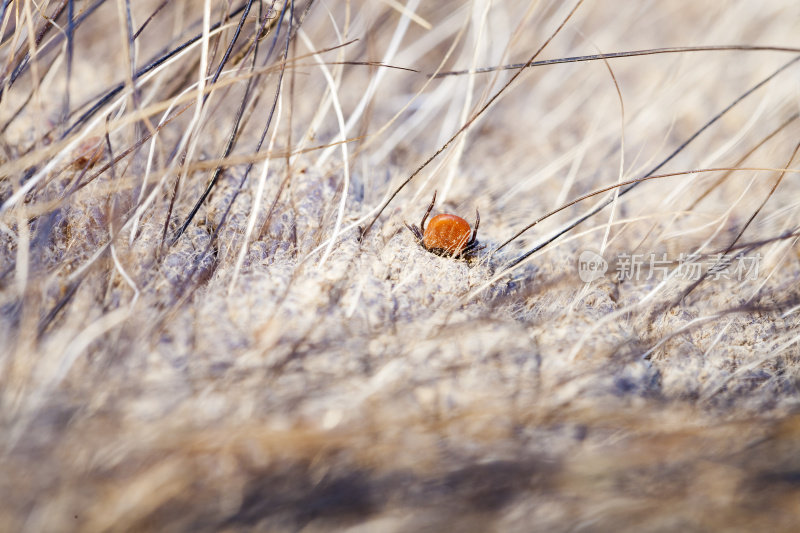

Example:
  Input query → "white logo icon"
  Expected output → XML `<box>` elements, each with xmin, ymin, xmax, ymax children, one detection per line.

<box><xmin>578</xmin><ymin>250</ymin><xmax>608</xmax><ymax>282</ymax></box>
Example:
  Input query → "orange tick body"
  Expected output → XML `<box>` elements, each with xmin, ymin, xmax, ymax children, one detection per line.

<box><xmin>423</xmin><ymin>214</ymin><xmax>471</xmax><ymax>254</ymax></box>
<box><xmin>405</xmin><ymin>191</ymin><xmax>481</xmax><ymax>259</ymax></box>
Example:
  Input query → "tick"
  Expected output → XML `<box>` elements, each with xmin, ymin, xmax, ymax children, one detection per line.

<box><xmin>405</xmin><ymin>191</ymin><xmax>481</xmax><ymax>259</ymax></box>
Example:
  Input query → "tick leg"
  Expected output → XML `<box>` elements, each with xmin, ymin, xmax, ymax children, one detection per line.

<box><xmin>462</xmin><ymin>242</ymin><xmax>485</xmax><ymax>258</ymax></box>
<box><xmin>404</xmin><ymin>222</ymin><xmax>423</xmax><ymax>242</ymax></box>
<box><xmin>420</xmin><ymin>190</ymin><xmax>437</xmax><ymax>232</ymax></box>
<box><xmin>469</xmin><ymin>207</ymin><xmax>480</xmax><ymax>246</ymax></box>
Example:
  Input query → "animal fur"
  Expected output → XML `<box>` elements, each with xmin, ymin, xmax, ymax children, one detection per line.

<box><xmin>1</xmin><ymin>0</ymin><xmax>800</xmax><ymax>531</ymax></box>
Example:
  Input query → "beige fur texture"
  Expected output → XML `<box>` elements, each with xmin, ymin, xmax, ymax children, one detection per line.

<box><xmin>2</xmin><ymin>0</ymin><xmax>800</xmax><ymax>531</ymax></box>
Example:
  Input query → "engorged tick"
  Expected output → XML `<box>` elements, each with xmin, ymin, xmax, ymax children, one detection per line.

<box><xmin>405</xmin><ymin>191</ymin><xmax>481</xmax><ymax>259</ymax></box>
